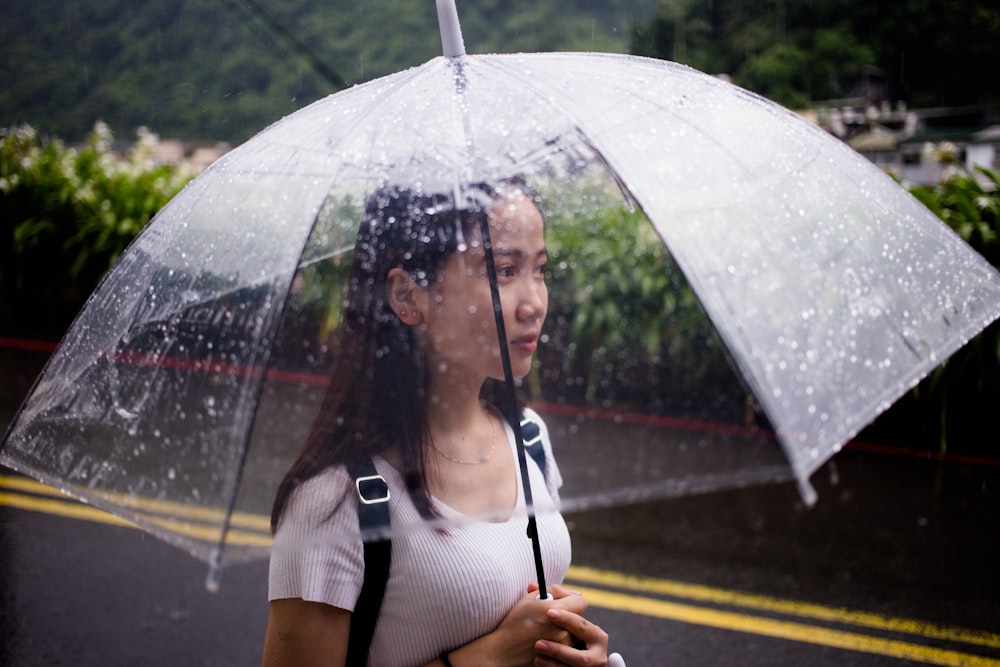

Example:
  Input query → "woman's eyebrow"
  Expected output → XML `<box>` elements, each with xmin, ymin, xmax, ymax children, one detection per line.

<box><xmin>491</xmin><ymin>247</ymin><xmax>548</xmax><ymax>259</ymax></box>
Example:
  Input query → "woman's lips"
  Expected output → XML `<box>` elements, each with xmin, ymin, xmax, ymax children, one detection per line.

<box><xmin>511</xmin><ymin>334</ymin><xmax>538</xmax><ymax>353</ymax></box>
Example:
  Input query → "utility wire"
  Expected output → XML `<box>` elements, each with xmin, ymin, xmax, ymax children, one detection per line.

<box><xmin>217</xmin><ymin>0</ymin><xmax>345</xmax><ymax>90</ymax></box>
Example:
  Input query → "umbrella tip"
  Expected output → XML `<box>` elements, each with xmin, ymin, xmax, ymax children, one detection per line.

<box><xmin>797</xmin><ymin>477</ymin><xmax>818</xmax><ymax>507</ymax></box>
<box><xmin>204</xmin><ymin>550</ymin><xmax>223</xmax><ymax>593</ymax></box>
<box><xmin>436</xmin><ymin>0</ymin><xmax>466</xmax><ymax>57</ymax></box>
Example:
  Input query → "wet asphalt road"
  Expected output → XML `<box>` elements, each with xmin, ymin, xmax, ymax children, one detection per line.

<box><xmin>2</xmin><ymin>345</ymin><xmax>999</xmax><ymax>665</ymax></box>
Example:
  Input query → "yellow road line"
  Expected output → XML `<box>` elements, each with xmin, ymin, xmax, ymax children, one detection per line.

<box><xmin>0</xmin><ymin>474</ymin><xmax>270</xmax><ymax>532</ymax></box>
<box><xmin>3</xmin><ymin>474</ymin><xmax>998</xmax><ymax>664</ymax></box>
<box><xmin>0</xmin><ymin>490</ymin><xmax>136</xmax><ymax>527</ymax></box>
<box><xmin>572</xmin><ymin>585</ymin><xmax>1000</xmax><ymax>667</ymax></box>
<box><xmin>566</xmin><ymin>565</ymin><xmax>1000</xmax><ymax>650</ymax></box>
<box><xmin>0</xmin><ymin>476</ymin><xmax>271</xmax><ymax>547</ymax></box>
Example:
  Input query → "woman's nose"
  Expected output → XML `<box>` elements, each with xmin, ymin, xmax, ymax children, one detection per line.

<box><xmin>515</xmin><ymin>281</ymin><xmax>546</xmax><ymax>322</ymax></box>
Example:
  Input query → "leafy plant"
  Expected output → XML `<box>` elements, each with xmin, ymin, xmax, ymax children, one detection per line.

<box><xmin>0</xmin><ymin>122</ymin><xmax>190</xmax><ymax>335</ymax></box>
<box><xmin>543</xmin><ymin>201</ymin><xmax>734</xmax><ymax>413</ymax></box>
<box><xmin>902</xmin><ymin>166</ymin><xmax>1000</xmax><ymax>453</ymax></box>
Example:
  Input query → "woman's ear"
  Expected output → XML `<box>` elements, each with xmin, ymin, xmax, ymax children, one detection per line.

<box><xmin>386</xmin><ymin>267</ymin><xmax>424</xmax><ymax>326</ymax></box>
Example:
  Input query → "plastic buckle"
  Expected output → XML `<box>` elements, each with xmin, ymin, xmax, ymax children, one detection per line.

<box><xmin>520</xmin><ymin>417</ymin><xmax>543</xmax><ymax>447</ymax></box>
<box><xmin>355</xmin><ymin>474</ymin><xmax>390</xmax><ymax>505</ymax></box>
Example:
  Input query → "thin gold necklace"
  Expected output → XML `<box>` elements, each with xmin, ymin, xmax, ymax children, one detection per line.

<box><xmin>432</xmin><ymin>413</ymin><xmax>497</xmax><ymax>465</ymax></box>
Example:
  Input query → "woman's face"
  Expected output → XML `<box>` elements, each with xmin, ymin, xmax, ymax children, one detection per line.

<box><xmin>419</xmin><ymin>189</ymin><xmax>548</xmax><ymax>385</ymax></box>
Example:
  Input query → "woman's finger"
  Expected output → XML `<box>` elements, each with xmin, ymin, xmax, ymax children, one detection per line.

<box><xmin>535</xmin><ymin>608</ymin><xmax>610</xmax><ymax>666</ymax></box>
<box><xmin>534</xmin><ymin>637</ymin><xmax>608</xmax><ymax>667</ymax></box>
<box><xmin>547</xmin><ymin>608</ymin><xmax>607</xmax><ymax>644</ymax></box>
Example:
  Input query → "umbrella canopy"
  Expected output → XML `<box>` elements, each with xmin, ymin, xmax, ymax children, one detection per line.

<box><xmin>4</xmin><ymin>2</ymin><xmax>1000</xmax><ymax>587</ymax></box>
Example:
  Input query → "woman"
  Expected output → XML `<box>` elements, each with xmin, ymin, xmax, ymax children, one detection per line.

<box><xmin>263</xmin><ymin>180</ymin><xmax>609</xmax><ymax>667</ymax></box>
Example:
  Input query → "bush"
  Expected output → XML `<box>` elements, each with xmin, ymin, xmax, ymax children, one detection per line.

<box><xmin>898</xmin><ymin>166</ymin><xmax>1000</xmax><ymax>453</ymax></box>
<box><xmin>0</xmin><ymin>122</ymin><xmax>191</xmax><ymax>336</ymax></box>
<box><xmin>2</xmin><ymin>122</ymin><xmax>998</xmax><ymax>453</ymax></box>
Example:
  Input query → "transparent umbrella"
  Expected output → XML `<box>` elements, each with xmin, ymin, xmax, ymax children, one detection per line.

<box><xmin>3</xmin><ymin>0</ymin><xmax>1000</xmax><ymax>595</ymax></box>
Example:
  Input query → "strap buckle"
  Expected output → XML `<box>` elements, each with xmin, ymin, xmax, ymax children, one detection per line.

<box><xmin>520</xmin><ymin>416</ymin><xmax>543</xmax><ymax>447</ymax></box>
<box><xmin>355</xmin><ymin>474</ymin><xmax>390</xmax><ymax>505</ymax></box>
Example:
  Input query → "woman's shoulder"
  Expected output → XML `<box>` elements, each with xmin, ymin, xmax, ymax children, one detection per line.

<box><xmin>281</xmin><ymin>458</ymin><xmax>409</xmax><ymax>527</ymax></box>
<box><xmin>521</xmin><ymin>405</ymin><xmax>545</xmax><ymax>423</ymax></box>
<box><xmin>280</xmin><ymin>465</ymin><xmax>355</xmax><ymax>527</ymax></box>
<box><xmin>520</xmin><ymin>405</ymin><xmax>563</xmax><ymax>495</ymax></box>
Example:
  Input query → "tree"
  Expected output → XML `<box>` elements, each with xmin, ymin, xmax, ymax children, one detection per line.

<box><xmin>631</xmin><ymin>0</ymin><xmax>1000</xmax><ymax>107</ymax></box>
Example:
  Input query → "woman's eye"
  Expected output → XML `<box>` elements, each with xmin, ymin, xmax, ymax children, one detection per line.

<box><xmin>498</xmin><ymin>265</ymin><xmax>516</xmax><ymax>278</ymax></box>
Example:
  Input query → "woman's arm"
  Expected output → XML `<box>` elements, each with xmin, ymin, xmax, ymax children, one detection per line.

<box><xmin>262</xmin><ymin>585</ymin><xmax>600</xmax><ymax>667</ymax></box>
<box><xmin>262</xmin><ymin>598</ymin><xmax>350</xmax><ymax>667</ymax></box>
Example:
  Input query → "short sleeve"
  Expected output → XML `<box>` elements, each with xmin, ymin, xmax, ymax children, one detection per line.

<box><xmin>267</xmin><ymin>466</ymin><xmax>364</xmax><ymax>611</ymax></box>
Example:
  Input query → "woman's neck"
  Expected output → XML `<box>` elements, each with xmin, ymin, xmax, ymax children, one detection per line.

<box><xmin>425</xmin><ymin>378</ymin><xmax>487</xmax><ymax>433</ymax></box>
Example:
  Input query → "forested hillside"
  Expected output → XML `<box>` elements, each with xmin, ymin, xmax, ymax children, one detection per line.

<box><xmin>631</xmin><ymin>0</ymin><xmax>1000</xmax><ymax>110</ymax></box>
<box><xmin>0</xmin><ymin>0</ymin><xmax>658</xmax><ymax>143</ymax></box>
<box><xmin>3</xmin><ymin>0</ymin><xmax>997</xmax><ymax>145</ymax></box>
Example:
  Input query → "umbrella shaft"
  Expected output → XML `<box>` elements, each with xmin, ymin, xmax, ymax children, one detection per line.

<box><xmin>478</xmin><ymin>214</ymin><xmax>548</xmax><ymax>598</ymax></box>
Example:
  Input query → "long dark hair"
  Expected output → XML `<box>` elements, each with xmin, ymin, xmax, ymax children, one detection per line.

<box><xmin>270</xmin><ymin>182</ymin><xmax>525</xmax><ymax>531</ymax></box>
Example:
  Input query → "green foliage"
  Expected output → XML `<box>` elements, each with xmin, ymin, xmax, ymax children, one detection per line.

<box><xmin>3</xmin><ymin>116</ymin><xmax>999</xmax><ymax>450</ymax></box>
<box><xmin>910</xmin><ymin>167</ymin><xmax>1000</xmax><ymax>267</ymax></box>
<box><xmin>730</xmin><ymin>25</ymin><xmax>874</xmax><ymax>108</ymax></box>
<box><xmin>900</xmin><ymin>166</ymin><xmax>1000</xmax><ymax>453</ymax></box>
<box><xmin>631</xmin><ymin>0</ymin><xmax>1000</xmax><ymax>108</ymax></box>
<box><xmin>734</xmin><ymin>42</ymin><xmax>811</xmax><ymax>109</ymax></box>
<box><xmin>543</xmin><ymin>202</ymin><xmax>733</xmax><ymax>412</ymax></box>
<box><xmin>0</xmin><ymin>122</ymin><xmax>190</xmax><ymax>335</ymax></box>
<box><xmin>0</xmin><ymin>0</ymin><xmax>660</xmax><ymax>144</ymax></box>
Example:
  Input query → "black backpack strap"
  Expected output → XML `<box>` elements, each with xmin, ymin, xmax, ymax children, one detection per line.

<box><xmin>344</xmin><ymin>458</ymin><xmax>391</xmax><ymax>667</ymax></box>
<box><xmin>519</xmin><ymin>414</ymin><xmax>547</xmax><ymax>483</ymax></box>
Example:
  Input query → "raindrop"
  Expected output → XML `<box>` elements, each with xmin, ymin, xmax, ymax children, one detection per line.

<box><xmin>167</xmin><ymin>467</ymin><xmax>177</xmax><ymax>480</ymax></box>
<box><xmin>115</xmin><ymin>405</ymin><xmax>139</xmax><ymax>420</ymax></box>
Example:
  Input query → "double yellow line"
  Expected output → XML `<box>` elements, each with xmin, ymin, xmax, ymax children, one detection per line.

<box><xmin>0</xmin><ymin>473</ymin><xmax>271</xmax><ymax>547</ymax></box>
<box><xmin>564</xmin><ymin>567</ymin><xmax>1000</xmax><ymax>665</ymax></box>
<box><xmin>3</xmin><ymin>474</ymin><xmax>998</xmax><ymax>665</ymax></box>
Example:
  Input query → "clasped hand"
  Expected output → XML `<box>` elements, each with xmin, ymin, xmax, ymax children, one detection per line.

<box><xmin>486</xmin><ymin>583</ymin><xmax>610</xmax><ymax>667</ymax></box>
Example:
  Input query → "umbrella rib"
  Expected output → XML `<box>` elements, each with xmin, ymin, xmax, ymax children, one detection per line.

<box><xmin>477</xmin><ymin>53</ymin><xmax>835</xmax><ymax>185</ymax></box>
<box><xmin>211</xmin><ymin>61</ymin><xmax>462</xmax><ymax>581</ymax></box>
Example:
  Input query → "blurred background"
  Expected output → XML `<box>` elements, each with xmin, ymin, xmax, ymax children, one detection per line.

<box><xmin>3</xmin><ymin>0</ymin><xmax>998</xmax><ymax>456</ymax></box>
<box><xmin>2</xmin><ymin>3</ymin><xmax>1000</xmax><ymax>665</ymax></box>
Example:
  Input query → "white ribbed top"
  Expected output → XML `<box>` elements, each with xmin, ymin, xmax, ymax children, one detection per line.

<box><xmin>269</xmin><ymin>409</ymin><xmax>571</xmax><ymax>667</ymax></box>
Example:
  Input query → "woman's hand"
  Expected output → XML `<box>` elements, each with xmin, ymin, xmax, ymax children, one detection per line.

<box><xmin>532</xmin><ymin>605</ymin><xmax>610</xmax><ymax>667</ymax></box>
<box><xmin>443</xmin><ymin>584</ymin><xmax>590</xmax><ymax>667</ymax></box>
